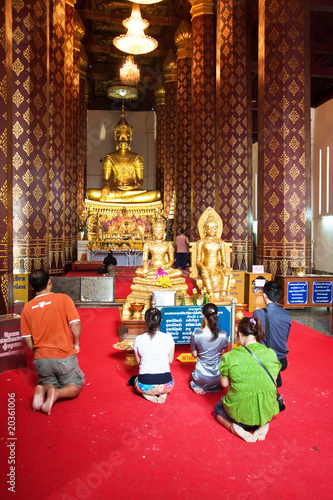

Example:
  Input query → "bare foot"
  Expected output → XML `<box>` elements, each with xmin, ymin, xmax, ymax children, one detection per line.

<box><xmin>143</xmin><ymin>394</ymin><xmax>168</xmax><ymax>404</ymax></box>
<box><xmin>231</xmin><ymin>423</ymin><xmax>257</xmax><ymax>443</ymax></box>
<box><xmin>41</xmin><ymin>387</ymin><xmax>58</xmax><ymax>415</ymax></box>
<box><xmin>253</xmin><ymin>423</ymin><xmax>269</xmax><ymax>441</ymax></box>
<box><xmin>32</xmin><ymin>385</ymin><xmax>46</xmax><ymax>411</ymax></box>
<box><xmin>192</xmin><ymin>387</ymin><xmax>207</xmax><ymax>395</ymax></box>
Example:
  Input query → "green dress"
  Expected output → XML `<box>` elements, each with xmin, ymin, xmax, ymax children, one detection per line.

<box><xmin>219</xmin><ymin>343</ymin><xmax>282</xmax><ymax>426</ymax></box>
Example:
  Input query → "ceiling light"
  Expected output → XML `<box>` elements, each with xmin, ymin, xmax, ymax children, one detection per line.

<box><xmin>127</xmin><ymin>0</ymin><xmax>163</xmax><ymax>4</ymax></box>
<box><xmin>113</xmin><ymin>3</ymin><xmax>158</xmax><ymax>55</ymax></box>
<box><xmin>120</xmin><ymin>56</ymin><xmax>140</xmax><ymax>86</ymax></box>
<box><xmin>107</xmin><ymin>84</ymin><xmax>138</xmax><ymax>101</ymax></box>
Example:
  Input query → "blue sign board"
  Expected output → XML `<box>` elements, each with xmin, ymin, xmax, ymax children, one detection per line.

<box><xmin>313</xmin><ymin>281</ymin><xmax>332</xmax><ymax>304</ymax></box>
<box><xmin>159</xmin><ymin>305</ymin><xmax>232</xmax><ymax>344</ymax></box>
<box><xmin>287</xmin><ymin>281</ymin><xmax>308</xmax><ymax>304</ymax></box>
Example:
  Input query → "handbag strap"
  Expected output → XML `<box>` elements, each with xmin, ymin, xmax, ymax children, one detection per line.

<box><xmin>263</xmin><ymin>307</ymin><xmax>270</xmax><ymax>348</ymax></box>
<box><xmin>244</xmin><ymin>346</ymin><xmax>277</xmax><ymax>388</ymax></box>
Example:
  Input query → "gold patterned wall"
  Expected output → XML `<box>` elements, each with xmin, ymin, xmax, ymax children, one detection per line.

<box><xmin>216</xmin><ymin>0</ymin><xmax>253</xmax><ymax>270</ymax></box>
<box><xmin>163</xmin><ymin>53</ymin><xmax>177</xmax><ymax>219</ymax></box>
<box><xmin>11</xmin><ymin>1</ymin><xmax>49</xmax><ymax>274</ymax></box>
<box><xmin>257</xmin><ymin>0</ymin><xmax>311</xmax><ymax>277</ymax></box>
<box><xmin>190</xmin><ymin>5</ymin><xmax>216</xmax><ymax>239</ymax></box>
<box><xmin>0</xmin><ymin>4</ymin><xmax>11</xmax><ymax>313</ymax></box>
<box><xmin>174</xmin><ymin>56</ymin><xmax>192</xmax><ymax>237</ymax></box>
<box><xmin>49</xmin><ymin>0</ymin><xmax>66</xmax><ymax>274</ymax></box>
<box><xmin>64</xmin><ymin>2</ymin><xmax>78</xmax><ymax>268</ymax></box>
<box><xmin>1</xmin><ymin>1</ymin><xmax>86</xmax><ymax>284</ymax></box>
<box><xmin>154</xmin><ymin>84</ymin><xmax>165</xmax><ymax>202</ymax></box>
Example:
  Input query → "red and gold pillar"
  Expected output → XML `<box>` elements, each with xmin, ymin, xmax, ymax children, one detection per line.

<box><xmin>0</xmin><ymin>1</ymin><xmax>13</xmax><ymax>313</ymax></box>
<box><xmin>174</xmin><ymin>21</ymin><xmax>192</xmax><ymax>237</ymax></box>
<box><xmin>257</xmin><ymin>0</ymin><xmax>311</xmax><ymax>276</ymax></box>
<box><xmin>49</xmin><ymin>0</ymin><xmax>66</xmax><ymax>274</ymax></box>
<box><xmin>163</xmin><ymin>50</ymin><xmax>177</xmax><ymax>220</ymax></box>
<box><xmin>189</xmin><ymin>0</ymin><xmax>216</xmax><ymax>239</ymax></box>
<box><xmin>64</xmin><ymin>0</ymin><xmax>77</xmax><ymax>269</ymax></box>
<box><xmin>216</xmin><ymin>0</ymin><xmax>253</xmax><ymax>269</ymax></box>
<box><xmin>154</xmin><ymin>80</ymin><xmax>166</xmax><ymax>202</ymax></box>
<box><xmin>11</xmin><ymin>1</ymin><xmax>50</xmax><ymax>274</ymax></box>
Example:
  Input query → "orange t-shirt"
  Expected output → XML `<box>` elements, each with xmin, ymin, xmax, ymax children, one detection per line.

<box><xmin>20</xmin><ymin>292</ymin><xmax>80</xmax><ymax>359</ymax></box>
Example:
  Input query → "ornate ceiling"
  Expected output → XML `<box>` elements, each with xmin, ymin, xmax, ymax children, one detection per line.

<box><xmin>76</xmin><ymin>0</ymin><xmax>333</xmax><ymax>126</ymax></box>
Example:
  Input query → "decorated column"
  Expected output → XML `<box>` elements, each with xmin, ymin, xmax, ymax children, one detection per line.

<box><xmin>163</xmin><ymin>50</ymin><xmax>177</xmax><ymax>220</ymax></box>
<box><xmin>174</xmin><ymin>21</ymin><xmax>192</xmax><ymax>237</ymax></box>
<box><xmin>189</xmin><ymin>0</ymin><xmax>216</xmax><ymax>239</ymax></box>
<box><xmin>216</xmin><ymin>0</ymin><xmax>253</xmax><ymax>270</ymax></box>
<box><xmin>11</xmin><ymin>1</ymin><xmax>50</xmax><ymax>274</ymax></box>
<box><xmin>154</xmin><ymin>80</ymin><xmax>166</xmax><ymax>203</ymax></box>
<box><xmin>257</xmin><ymin>0</ymin><xmax>311</xmax><ymax>276</ymax></box>
<box><xmin>64</xmin><ymin>0</ymin><xmax>78</xmax><ymax>270</ymax></box>
<box><xmin>0</xmin><ymin>3</ymin><xmax>13</xmax><ymax>313</ymax></box>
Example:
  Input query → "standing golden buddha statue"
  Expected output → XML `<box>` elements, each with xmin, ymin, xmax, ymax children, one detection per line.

<box><xmin>86</xmin><ymin>108</ymin><xmax>160</xmax><ymax>203</ymax></box>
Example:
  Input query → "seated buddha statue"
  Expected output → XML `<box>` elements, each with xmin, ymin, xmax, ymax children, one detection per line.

<box><xmin>86</xmin><ymin>108</ymin><xmax>160</xmax><ymax>204</ymax></box>
<box><xmin>191</xmin><ymin>207</ymin><xmax>233</xmax><ymax>302</ymax></box>
<box><xmin>122</xmin><ymin>218</ymin><xmax>188</xmax><ymax>318</ymax></box>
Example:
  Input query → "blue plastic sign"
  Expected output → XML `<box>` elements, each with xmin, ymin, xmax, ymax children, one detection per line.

<box><xmin>159</xmin><ymin>305</ymin><xmax>232</xmax><ymax>344</ymax></box>
<box><xmin>287</xmin><ymin>281</ymin><xmax>308</xmax><ymax>304</ymax></box>
<box><xmin>313</xmin><ymin>281</ymin><xmax>332</xmax><ymax>304</ymax></box>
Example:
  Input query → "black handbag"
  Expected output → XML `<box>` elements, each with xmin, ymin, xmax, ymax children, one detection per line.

<box><xmin>244</xmin><ymin>346</ymin><xmax>286</xmax><ymax>412</ymax></box>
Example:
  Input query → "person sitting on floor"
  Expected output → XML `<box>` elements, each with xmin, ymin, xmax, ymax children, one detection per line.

<box><xmin>190</xmin><ymin>302</ymin><xmax>228</xmax><ymax>394</ymax></box>
<box><xmin>133</xmin><ymin>308</ymin><xmax>175</xmax><ymax>404</ymax></box>
<box><xmin>98</xmin><ymin>250</ymin><xmax>117</xmax><ymax>274</ymax></box>
<box><xmin>214</xmin><ymin>316</ymin><xmax>281</xmax><ymax>442</ymax></box>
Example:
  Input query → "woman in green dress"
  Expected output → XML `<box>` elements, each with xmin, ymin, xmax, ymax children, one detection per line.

<box><xmin>214</xmin><ymin>316</ymin><xmax>281</xmax><ymax>442</ymax></box>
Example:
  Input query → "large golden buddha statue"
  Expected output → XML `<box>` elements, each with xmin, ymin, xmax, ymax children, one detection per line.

<box><xmin>122</xmin><ymin>218</ymin><xmax>188</xmax><ymax>318</ymax></box>
<box><xmin>86</xmin><ymin>109</ymin><xmax>160</xmax><ymax>203</ymax></box>
<box><xmin>190</xmin><ymin>207</ymin><xmax>233</xmax><ymax>303</ymax></box>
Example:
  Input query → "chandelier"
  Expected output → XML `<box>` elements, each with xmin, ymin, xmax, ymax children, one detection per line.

<box><xmin>127</xmin><ymin>0</ymin><xmax>163</xmax><ymax>4</ymax></box>
<box><xmin>120</xmin><ymin>56</ymin><xmax>140</xmax><ymax>86</ymax></box>
<box><xmin>113</xmin><ymin>3</ymin><xmax>158</xmax><ymax>55</ymax></box>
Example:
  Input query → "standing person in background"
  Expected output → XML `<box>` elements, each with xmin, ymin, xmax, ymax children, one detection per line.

<box><xmin>20</xmin><ymin>270</ymin><xmax>84</xmax><ymax>415</ymax></box>
<box><xmin>174</xmin><ymin>228</ymin><xmax>189</xmax><ymax>271</ymax></box>
<box><xmin>253</xmin><ymin>280</ymin><xmax>291</xmax><ymax>387</ymax></box>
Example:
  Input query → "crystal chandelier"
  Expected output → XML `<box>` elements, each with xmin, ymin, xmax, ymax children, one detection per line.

<box><xmin>120</xmin><ymin>56</ymin><xmax>140</xmax><ymax>86</ymax></box>
<box><xmin>113</xmin><ymin>3</ymin><xmax>158</xmax><ymax>55</ymax></box>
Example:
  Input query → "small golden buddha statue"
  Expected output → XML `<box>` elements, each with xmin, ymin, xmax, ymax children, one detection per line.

<box><xmin>122</xmin><ymin>218</ymin><xmax>188</xmax><ymax>318</ymax></box>
<box><xmin>190</xmin><ymin>207</ymin><xmax>233</xmax><ymax>302</ymax></box>
<box><xmin>86</xmin><ymin>108</ymin><xmax>160</xmax><ymax>204</ymax></box>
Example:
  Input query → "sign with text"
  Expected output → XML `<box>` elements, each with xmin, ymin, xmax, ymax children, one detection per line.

<box><xmin>313</xmin><ymin>281</ymin><xmax>333</xmax><ymax>304</ymax></box>
<box><xmin>287</xmin><ymin>281</ymin><xmax>308</xmax><ymax>304</ymax></box>
<box><xmin>159</xmin><ymin>305</ymin><xmax>232</xmax><ymax>344</ymax></box>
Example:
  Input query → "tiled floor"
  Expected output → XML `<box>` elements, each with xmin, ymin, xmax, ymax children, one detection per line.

<box><xmin>289</xmin><ymin>307</ymin><xmax>332</xmax><ymax>338</ymax></box>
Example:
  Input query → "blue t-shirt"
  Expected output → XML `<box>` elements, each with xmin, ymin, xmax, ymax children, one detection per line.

<box><xmin>253</xmin><ymin>302</ymin><xmax>291</xmax><ymax>359</ymax></box>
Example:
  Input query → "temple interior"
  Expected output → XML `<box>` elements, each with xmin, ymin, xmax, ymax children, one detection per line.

<box><xmin>1</xmin><ymin>0</ymin><xmax>333</xmax><ymax>312</ymax></box>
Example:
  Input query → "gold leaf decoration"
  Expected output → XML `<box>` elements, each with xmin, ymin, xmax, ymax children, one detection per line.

<box><xmin>13</xmin><ymin>215</ymin><xmax>23</xmax><ymax>232</ymax></box>
<box><xmin>33</xmin><ymin>216</ymin><xmax>43</xmax><ymax>233</ymax></box>
<box><xmin>12</xmin><ymin>183</ymin><xmax>23</xmax><ymax>201</ymax></box>
<box><xmin>33</xmin><ymin>185</ymin><xmax>43</xmax><ymax>202</ymax></box>
<box><xmin>22</xmin><ymin>170</ymin><xmax>34</xmax><ymax>187</ymax></box>
<box><xmin>22</xmin><ymin>201</ymin><xmax>34</xmax><ymax>218</ymax></box>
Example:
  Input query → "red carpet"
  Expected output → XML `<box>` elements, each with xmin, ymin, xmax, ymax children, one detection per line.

<box><xmin>1</xmin><ymin>310</ymin><xmax>333</xmax><ymax>500</ymax></box>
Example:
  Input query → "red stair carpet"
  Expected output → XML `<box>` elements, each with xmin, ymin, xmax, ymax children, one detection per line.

<box><xmin>0</xmin><ymin>309</ymin><xmax>333</xmax><ymax>500</ymax></box>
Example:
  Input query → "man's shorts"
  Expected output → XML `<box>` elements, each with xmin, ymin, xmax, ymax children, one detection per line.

<box><xmin>33</xmin><ymin>354</ymin><xmax>85</xmax><ymax>389</ymax></box>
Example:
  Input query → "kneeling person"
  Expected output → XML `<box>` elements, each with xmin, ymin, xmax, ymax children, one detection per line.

<box><xmin>20</xmin><ymin>270</ymin><xmax>84</xmax><ymax>415</ymax></box>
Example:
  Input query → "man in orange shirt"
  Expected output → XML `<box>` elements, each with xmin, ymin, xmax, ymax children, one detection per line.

<box><xmin>20</xmin><ymin>270</ymin><xmax>84</xmax><ymax>415</ymax></box>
